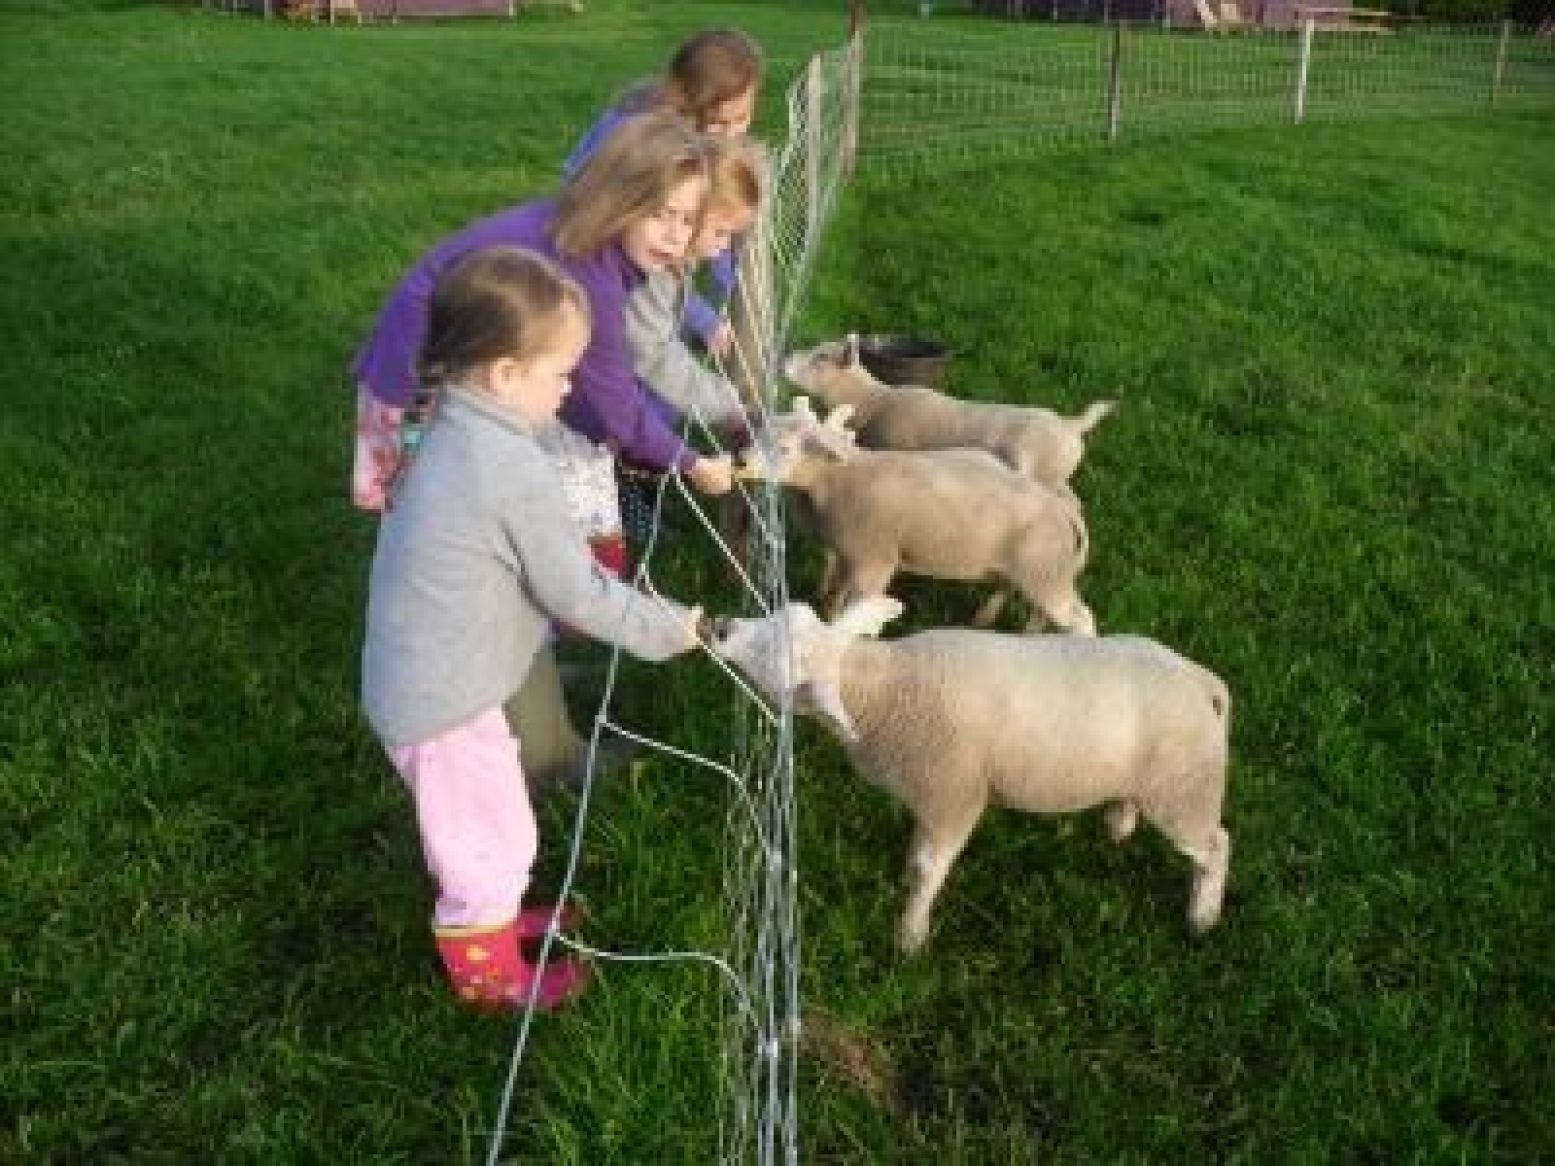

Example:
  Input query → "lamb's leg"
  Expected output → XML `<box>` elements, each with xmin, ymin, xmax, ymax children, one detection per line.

<box><xmin>1027</xmin><ymin>585</ymin><xmax>1095</xmax><ymax>636</ymax></box>
<box><xmin>1063</xmin><ymin>597</ymin><xmax>1097</xmax><ymax>637</ymax></box>
<box><xmin>1149</xmin><ymin>821</ymin><xmax>1230</xmax><ymax>934</ymax></box>
<box><xmin>1140</xmin><ymin>795</ymin><xmax>1229</xmax><ymax>933</ymax></box>
<box><xmin>815</xmin><ymin>548</ymin><xmax>839</xmax><ymax>613</ymax></box>
<box><xmin>971</xmin><ymin>587</ymin><xmax>1009</xmax><ymax>628</ymax></box>
<box><xmin>898</xmin><ymin>807</ymin><xmax>982</xmax><ymax>955</ymax></box>
<box><xmin>1182</xmin><ymin>826</ymin><xmax>1230</xmax><ymax>934</ymax></box>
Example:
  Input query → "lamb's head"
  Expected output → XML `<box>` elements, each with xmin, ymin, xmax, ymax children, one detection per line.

<box><xmin>783</xmin><ymin>334</ymin><xmax>881</xmax><ymax>402</ymax></box>
<box><xmin>737</xmin><ymin>397</ymin><xmax>858</xmax><ymax>485</ymax></box>
<box><xmin>707</xmin><ymin>596</ymin><xmax>904</xmax><ymax>741</ymax></box>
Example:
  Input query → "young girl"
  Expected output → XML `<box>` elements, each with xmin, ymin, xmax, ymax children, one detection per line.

<box><xmin>626</xmin><ymin>133</ymin><xmax>765</xmax><ymax>434</ymax></box>
<box><xmin>352</xmin><ymin>111</ymin><xmax>734</xmax><ymax>574</ymax></box>
<box><xmin>564</xmin><ymin>28</ymin><xmax>764</xmax><ymax>360</ymax></box>
<box><xmin>362</xmin><ymin>246</ymin><xmax>704</xmax><ymax>1012</ymax></box>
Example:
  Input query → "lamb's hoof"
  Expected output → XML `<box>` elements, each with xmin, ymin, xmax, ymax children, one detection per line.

<box><xmin>1104</xmin><ymin>800</ymin><xmax>1139</xmax><ymax>843</ymax></box>
<box><xmin>1188</xmin><ymin>905</ymin><xmax>1222</xmax><ymax>936</ymax></box>
<box><xmin>896</xmin><ymin>921</ymin><xmax>929</xmax><ymax>956</ymax></box>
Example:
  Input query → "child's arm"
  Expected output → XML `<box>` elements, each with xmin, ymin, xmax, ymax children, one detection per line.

<box><xmin>506</xmin><ymin>468</ymin><xmax>700</xmax><ymax>660</ymax></box>
<box><xmin>681</xmin><ymin>248</ymin><xmax>739</xmax><ymax>352</ymax></box>
<box><xmin>559</xmin><ymin>278</ymin><xmax>699</xmax><ymax>475</ymax></box>
<box><xmin>626</xmin><ymin>276</ymin><xmax>746</xmax><ymax>428</ymax></box>
<box><xmin>561</xmin><ymin>334</ymin><xmax>695</xmax><ymax>474</ymax></box>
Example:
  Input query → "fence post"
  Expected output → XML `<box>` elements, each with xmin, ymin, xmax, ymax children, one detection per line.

<box><xmin>1491</xmin><ymin>19</ymin><xmax>1511</xmax><ymax>105</ymax></box>
<box><xmin>806</xmin><ymin>54</ymin><xmax>824</xmax><ymax>239</ymax></box>
<box><xmin>1293</xmin><ymin>16</ymin><xmax>1315</xmax><ymax>123</ymax></box>
<box><xmin>1105</xmin><ymin>20</ymin><xmax>1125</xmax><ymax>143</ymax></box>
<box><xmin>843</xmin><ymin>30</ymin><xmax>864</xmax><ymax>176</ymax></box>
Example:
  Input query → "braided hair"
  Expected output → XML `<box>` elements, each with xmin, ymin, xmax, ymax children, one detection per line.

<box><xmin>387</xmin><ymin>246</ymin><xmax>589</xmax><ymax>505</ymax></box>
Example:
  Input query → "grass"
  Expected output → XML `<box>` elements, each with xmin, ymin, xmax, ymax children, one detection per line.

<box><xmin>3</xmin><ymin>2</ymin><xmax>1553</xmax><ymax>1161</ymax></box>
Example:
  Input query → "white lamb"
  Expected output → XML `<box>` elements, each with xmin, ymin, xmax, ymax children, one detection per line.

<box><xmin>784</xmin><ymin>335</ymin><xmax>1115</xmax><ymax>494</ymax></box>
<box><xmin>707</xmin><ymin>596</ymin><xmax>1232</xmax><ymax>953</ymax></box>
<box><xmin>740</xmin><ymin>398</ymin><xmax>1096</xmax><ymax>635</ymax></box>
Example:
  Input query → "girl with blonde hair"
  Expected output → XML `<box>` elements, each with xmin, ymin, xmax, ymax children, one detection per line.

<box><xmin>626</xmin><ymin>133</ymin><xmax>766</xmax><ymax>433</ymax></box>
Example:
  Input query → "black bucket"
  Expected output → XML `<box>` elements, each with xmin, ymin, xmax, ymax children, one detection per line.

<box><xmin>857</xmin><ymin>334</ymin><xmax>951</xmax><ymax>389</ymax></box>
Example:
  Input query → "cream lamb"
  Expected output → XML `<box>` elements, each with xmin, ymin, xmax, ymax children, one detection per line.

<box><xmin>707</xmin><ymin>597</ymin><xmax>1232</xmax><ymax>953</ymax></box>
<box><xmin>784</xmin><ymin>335</ymin><xmax>1115</xmax><ymax>494</ymax></box>
<box><xmin>740</xmin><ymin>398</ymin><xmax>1096</xmax><ymax>635</ymax></box>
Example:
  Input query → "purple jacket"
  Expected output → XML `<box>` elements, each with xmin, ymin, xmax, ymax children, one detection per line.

<box><xmin>564</xmin><ymin>104</ymin><xmax>734</xmax><ymax>344</ymax></box>
<box><xmin>352</xmin><ymin>198</ymin><xmax>694</xmax><ymax>474</ymax></box>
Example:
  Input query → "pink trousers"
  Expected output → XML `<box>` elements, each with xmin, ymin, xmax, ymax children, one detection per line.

<box><xmin>387</xmin><ymin>706</ymin><xmax>537</xmax><ymax>930</ymax></box>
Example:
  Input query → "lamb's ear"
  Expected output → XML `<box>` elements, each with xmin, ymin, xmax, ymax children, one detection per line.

<box><xmin>832</xmin><ymin>595</ymin><xmax>905</xmax><ymax>639</ymax></box>
<box><xmin>822</xmin><ymin>403</ymin><xmax>856</xmax><ymax>433</ymax></box>
<box><xmin>805</xmin><ymin>423</ymin><xmax>856</xmax><ymax>461</ymax></box>
<box><xmin>843</xmin><ymin>333</ymin><xmax>860</xmax><ymax>367</ymax></box>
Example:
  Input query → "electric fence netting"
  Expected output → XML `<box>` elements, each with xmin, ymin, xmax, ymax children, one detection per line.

<box><xmin>861</xmin><ymin>16</ymin><xmax>1555</xmax><ymax>167</ymax></box>
<box><xmin>481</xmin><ymin>35</ymin><xmax>862</xmax><ymax>1166</ymax></box>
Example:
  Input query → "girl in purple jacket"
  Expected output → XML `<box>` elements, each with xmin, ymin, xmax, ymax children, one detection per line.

<box><xmin>352</xmin><ymin>112</ymin><xmax>734</xmax><ymax>574</ymax></box>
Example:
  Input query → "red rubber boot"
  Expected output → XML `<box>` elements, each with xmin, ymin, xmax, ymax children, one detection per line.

<box><xmin>435</xmin><ymin>919</ymin><xmax>590</xmax><ymax>1012</ymax></box>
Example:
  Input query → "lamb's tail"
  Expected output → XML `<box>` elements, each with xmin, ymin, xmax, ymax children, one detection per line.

<box><xmin>1200</xmin><ymin>668</ymin><xmax>1232</xmax><ymax>734</ymax></box>
<box><xmin>1068</xmin><ymin>398</ymin><xmax>1118</xmax><ymax>435</ymax></box>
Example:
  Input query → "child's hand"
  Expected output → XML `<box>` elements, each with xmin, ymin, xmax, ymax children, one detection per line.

<box><xmin>706</xmin><ymin>322</ymin><xmax>736</xmax><ymax>359</ymax></box>
<box><xmin>687</xmin><ymin>454</ymin><xmax>734</xmax><ymax>496</ymax></box>
<box><xmin>683</xmin><ymin>605</ymin><xmax>707</xmax><ymax>651</ymax></box>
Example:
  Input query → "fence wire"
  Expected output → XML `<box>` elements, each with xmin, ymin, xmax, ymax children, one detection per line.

<box><xmin>482</xmin><ymin>35</ymin><xmax>860</xmax><ymax>1166</ymax></box>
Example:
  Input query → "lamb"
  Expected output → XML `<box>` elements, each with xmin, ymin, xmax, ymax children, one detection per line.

<box><xmin>706</xmin><ymin>596</ymin><xmax>1232</xmax><ymax>953</ymax></box>
<box><xmin>741</xmin><ymin>398</ymin><xmax>1096</xmax><ymax>635</ymax></box>
<box><xmin>784</xmin><ymin>335</ymin><xmax>1116</xmax><ymax>495</ymax></box>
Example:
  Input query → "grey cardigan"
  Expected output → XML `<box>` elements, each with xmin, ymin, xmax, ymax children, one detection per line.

<box><xmin>362</xmin><ymin>386</ymin><xmax>694</xmax><ymax>746</ymax></box>
<box><xmin>625</xmin><ymin>270</ymin><xmax>746</xmax><ymax>426</ymax></box>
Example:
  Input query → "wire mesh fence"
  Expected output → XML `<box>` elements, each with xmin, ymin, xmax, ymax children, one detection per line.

<box><xmin>861</xmin><ymin>17</ymin><xmax>1555</xmax><ymax>165</ymax></box>
<box><xmin>480</xmin><ymin>34</ymin><xmax>861</xmax><ymax>1166</ymax></box>
<box><xmin>705</xmin><ymin>36</ymin><xmax>860</xmax><ymax>1163</ymax></box>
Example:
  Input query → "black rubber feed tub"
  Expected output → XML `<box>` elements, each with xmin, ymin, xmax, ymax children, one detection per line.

<box><xmin>857</xmin><ymin>334</ymin><xmax>950</xmax><ymax>388</ymax></box>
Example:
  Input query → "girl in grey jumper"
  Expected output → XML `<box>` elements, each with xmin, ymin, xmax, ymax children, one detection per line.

<box><xmin>618</xmin><ymin>135</ymin><xmax>764</xmax><ymax>544</ymax></box>
<box><xmin>362</xmin><ymin>247</ymin><xmax>703</xmax><ymax>1013</ymax></box>
<box><xmin>625</xmin><ymin>133</ymin><xmax>764</xmax><ymax>433</ymax></box>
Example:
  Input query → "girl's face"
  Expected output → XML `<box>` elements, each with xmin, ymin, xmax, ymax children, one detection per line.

<box><xmin>489</xmin><ymin>304</ymin><xmax>590</xmax><ymax>424</ymax></box>
<box><xmin>691</xmin><ymin>202</ymin><xmax>755</xmax><ymax>263</ymax></box>
<box><xmin>702</xmin><ymin>84</ymin><xmax>757</xmax><ymax>137</ymax></box>
<box><xmin>620</xmin><ymin>174</ymin><xmax>706</xmax><ymax>274</ymax></box>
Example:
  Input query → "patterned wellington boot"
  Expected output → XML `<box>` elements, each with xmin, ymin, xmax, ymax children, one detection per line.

<box><xmin>434</xmin><ymin>919</ymin><xmax>590</xmax><ymax>1012</ymax></box>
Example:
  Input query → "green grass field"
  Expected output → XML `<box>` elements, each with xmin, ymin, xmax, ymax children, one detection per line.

<box><xmin>3</xmin><ymin>2</ymin><xmax>1552</xmax><ymax>1161</ymax></box>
